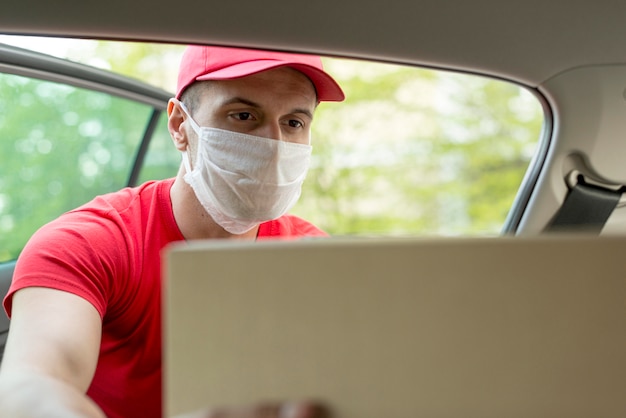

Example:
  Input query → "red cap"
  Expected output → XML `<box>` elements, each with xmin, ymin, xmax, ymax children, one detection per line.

<box><xmin>176</xmin><ymin>45</ymin><xmax>345</xmax><ymax>102</ymax></box>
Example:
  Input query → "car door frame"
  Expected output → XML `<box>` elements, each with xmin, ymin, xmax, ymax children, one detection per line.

<box><xmin>0</xmin><ymin>43</ymin><xmax>173</xmax><ymax>360</ymax></box>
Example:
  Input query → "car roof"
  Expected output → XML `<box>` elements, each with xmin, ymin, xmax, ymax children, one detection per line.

<box><xmin>1</xmin><ymin>1</ymin><xmax>624</xmax><ymax>87</ymax></box>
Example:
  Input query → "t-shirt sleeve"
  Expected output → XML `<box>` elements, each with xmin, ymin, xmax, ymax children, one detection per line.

<box><xmin>3</xmin><ymin>209</ymin><xmax>131</xmax><ymax>320</ymax></box>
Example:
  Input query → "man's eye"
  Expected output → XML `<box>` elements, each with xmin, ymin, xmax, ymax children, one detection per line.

<box><xmin>288</xmin><ymin>120</ymin><xmax>303</xmax><ymax>128</ymax></box>
<box><xmin>234</xmin><ymin>112</ymin><xmax>253</xmax><ymax>121</ymax></box>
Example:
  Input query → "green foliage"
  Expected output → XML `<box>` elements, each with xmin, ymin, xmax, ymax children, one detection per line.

<box><xmin>291</xmin><ymin>59</ymin><xmax>543</xmax><ymax>236</ymax></box>
<box><xmin>0</xmin><ymin>73</ymin><xmax>155</xmax><ymax>261</ymax></box>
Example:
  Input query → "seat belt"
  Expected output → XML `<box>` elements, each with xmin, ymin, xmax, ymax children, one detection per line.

<box><xmin>545</xmin><ymin>171</ymin><xmax>626</xmax><ymax>234</ymax></box>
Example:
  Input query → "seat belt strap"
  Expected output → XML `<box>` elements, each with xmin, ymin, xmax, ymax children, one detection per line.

<box><xmin>546</xmin><ymin>171</ymin><xmax>624</xmax><ymax>233</ymax></box>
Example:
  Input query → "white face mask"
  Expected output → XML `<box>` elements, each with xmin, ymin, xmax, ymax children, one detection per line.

<box><xmin>179</xmin><ymin>103</ymin><xmax>312</xmax><ymax>234</ymax></box>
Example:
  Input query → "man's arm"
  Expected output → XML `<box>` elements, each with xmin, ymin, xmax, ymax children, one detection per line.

<box><xmin>0</xmin><ymin>287</ymin><xmax>105</xmax><ymax>417</ymax></box>
<box><xmin>0</xmin><ymin>287</ymin><xmax>331</xmax><ymax>418</ymax></box>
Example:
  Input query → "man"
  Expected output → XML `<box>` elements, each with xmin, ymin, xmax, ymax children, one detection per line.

<box><xmin>0</xmin><ymin>45</ymin><xmax>344</xmax><ymax>417</ymax></box>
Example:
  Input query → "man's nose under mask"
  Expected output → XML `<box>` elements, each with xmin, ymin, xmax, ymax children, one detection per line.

<box><xmin>179</xmin><ymin>103</ymin><xmax>312</xmax><ymax>234</ymax></box>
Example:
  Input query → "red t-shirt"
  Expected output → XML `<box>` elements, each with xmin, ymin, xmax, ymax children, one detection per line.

<box><xmin>3</xmin><ymin>179</ymin><xmax>326</xmax><ymax>418</ymax></box>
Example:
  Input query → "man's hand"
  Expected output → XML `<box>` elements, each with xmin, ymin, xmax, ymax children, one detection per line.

<box><xmin>179</xmin><ymin>401</ymin><xmax>331</xmax><ymax>418</ymax></box>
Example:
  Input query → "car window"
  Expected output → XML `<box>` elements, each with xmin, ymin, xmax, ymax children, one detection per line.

<box><xmin>136</xmin><ymin>114</ymin><xmax>180</xmax><ymax>184</ymax></box>
<box><xmin>0</xmin><ymin>72</ymin><xmax>157</xmax><ymax>262</ymax></box>
<box><xmin>292</xmin><ymin>59</ymin><xmax>544</xmax><ymax>237</ymax></box>
<box><xmin>0</xmin><ymin>37</ymin><xmax>546</xmax><ymax>265</ymax></box>
<box><xmin>134</xmin><ymin>56</ymin><xmax>544</xmax><ymax>238</ymax></box>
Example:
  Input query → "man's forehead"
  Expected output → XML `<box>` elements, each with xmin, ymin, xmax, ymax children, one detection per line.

<box><xmin>199</xmin><ymin>68</ymin><xmax>318</xmax><ymax>105</ymax></box>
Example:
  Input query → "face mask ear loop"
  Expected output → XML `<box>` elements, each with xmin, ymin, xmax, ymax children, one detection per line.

<box><xmin>178</xmin><ymin>101</ymin><xmax>201</xmax><ymax>175</ymax></box>
<box><xmin>181</xmin><ymin>150</ymin><xmax>193</xmax><ymax>175</ymax></box>
<box><xmin>178</xmin><ymin>101</ymin><xmax>202</xmax><ymax>135</ymax></box>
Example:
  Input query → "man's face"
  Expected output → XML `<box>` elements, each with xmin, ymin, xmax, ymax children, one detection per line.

<box><xmin>188</xmin><ymin>66</ymin><xmax>318</xmax><ymax>146</ymax></box>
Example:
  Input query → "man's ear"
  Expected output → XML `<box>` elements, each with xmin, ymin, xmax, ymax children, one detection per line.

<box><xmin>167</xmin><ymin>98</ymin><xmax>188</xmax><ymax>151</ymax></box>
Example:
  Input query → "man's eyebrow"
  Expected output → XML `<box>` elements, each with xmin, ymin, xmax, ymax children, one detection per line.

<box><xmin>220</xmin><ymin>97</ymin><xmax>261</xmax><ymax>108</ymax></box>
<box><xmin>292</xmin><ymin>108</ymin><xmax>314</xmax><ymax>120</ymax></box>
<box><xmin>220</xmin><ymin>97</ymin><xmax>314</xmax><ymax>120</ymax></box>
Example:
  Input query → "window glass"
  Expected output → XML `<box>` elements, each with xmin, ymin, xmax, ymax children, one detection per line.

<box><xmin>292</xmin><ymin>59</ymin><xmax>543</xmax><ymax>236</ymax></box>
<box><xmin>0</xmin><ymin>72</ymin><xmax>154</xmax><ymax>262</ymax></box>
<box><xmin>0</xmin><ymin>36</ymin><xmax>545</xmax><ymax>262</ymax></box>
<box><xmin>135</xmin><ymin>58</ymin><xmax>543</xmax><ymax>238</ymax></box>
<box><xmin>136</xmin><ymin>113</ymin><xmax>181</xmax><ymax>184</ymax></box>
